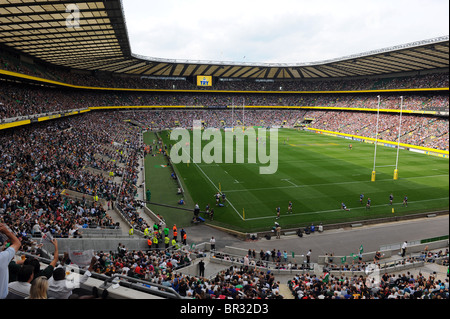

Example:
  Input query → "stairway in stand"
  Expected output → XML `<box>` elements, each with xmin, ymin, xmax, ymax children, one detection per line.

<box><xmin>279</xmin><ymin>284</ymin><xmax>295</xmax><ymax>299</ymax></box>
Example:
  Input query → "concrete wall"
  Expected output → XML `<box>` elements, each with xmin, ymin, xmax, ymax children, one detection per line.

<box><xmin>317</xmin><ymin>239</ymin><xmax>449</xmax><ymax>265</ymax></box>
<box><xmin>43</xmin><ymin>237</ymin><xmax>151</xmax><ymax>253</ymax></box>
<box><xmin>174</xmin><ymin>258</ymin><xmax>230</xmax><ymax>279</ymax></box>
<box><xmin>252</xmin><ymin>212</ymin><xmax>449</xmax><ymax>240</ymax></box>
<box><xmin>223</xmin><ymin>246</ymin><xmax>307</xmax><ymax>265</ymax></box>
<box><xmin>76</xmin><ymin>228</ymin><xmax>123</xmax><ymax>238</ymax></box>
<box><xmin>326</xmin><ymin>261</ymin><xmax>426</xmax><ymax>278</ymax></box>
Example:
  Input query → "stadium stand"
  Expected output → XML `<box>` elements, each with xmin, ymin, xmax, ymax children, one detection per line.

<box><xmin>1</xmin><ymin>108</ymin><xmax>448</xmax><ymax>299</ymax></box>
<box><xmin>0</xmin><ymin>1</ymin><xmax>448</xmax><ymax>301</ymax></box>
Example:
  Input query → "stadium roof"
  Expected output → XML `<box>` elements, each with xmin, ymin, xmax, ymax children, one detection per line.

<box><xmin>0</xmin><ymin>0</ymin><xmax>448</xmax><ymax>80</ymax></box>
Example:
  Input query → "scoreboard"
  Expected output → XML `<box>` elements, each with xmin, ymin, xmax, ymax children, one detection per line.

<box><xmin>197</xmin><ymin>75</ymin><xmax>212</xmax><ymax>87</ymax></box>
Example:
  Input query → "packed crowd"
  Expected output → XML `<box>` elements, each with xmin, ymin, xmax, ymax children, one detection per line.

<box><xmin>119</xmin><ymin>109</ymin><xmax>307</xmax><ymax>129</ymax></box>
<box><xmin>288</xmin><ymin>270</ymin><xmax>448</xmax><ymax>299</ymax></box>
<box><xmin>304</xmin><ymin>110</ymin><xmax>449</xmax><ymax>151</ymax></box>
<box><xmin>1</xmin><ymin>227</ymin><xmax>285</xmax><ymax>300</ymax></box>
<box><xmin>0</xmin><ymin>225</ymin><xmax>200</xmax><ymax>299</ymax></box>
<box><xmin>0</xmin><ymin>112</ymin><xmax>146</xmax><ymax>242</ymax></box>
<box><xmin>188</xmin><ymin>265</ymin><xmax>283</xmax><ymax>299</ymax></box>
<box><xmin>1</xmin><ymin>50</ymin><xmax>448</xmax><ymax>91</ymax></box>
<box><xmin>285</xmin><ymin>246</ymin><xmax>449</xmax><ymax>299</ymax></box>
<box><xmin>88</xmin><ymin>243</ymin><xmax>195</xmax><ymax>280</ymax></box>
<box><xmin>2</xmin><ymin>200</ymin><xmax>287</xmax><ymax>301</ymax></box>
<box><xmin>0</xmin><ymin>110</ymin><xmax>175</xmax><ymax>299</ymax></box>
<box><xmin>0</xmin><ymin>80</ymin><xmax>448</xmax><ymax>300</ymax></box>
<box><xmin>2</xmin><ymin>79</ymin><xmax>448</xmax><ymax>121</ymax></box>
<box><xmin>2</xmin><ymin>222</ymin><xmax>448</xmax><ymax>300</ymax></box>
<box><xmin>121</xmin><ymin>109</ymin><xmax>449</xmax><ymax>151</ymax></box>
<box><xmin>1</xmin><ymin>93</ymin><xmax>448</xmax><ymax>152</ymax></box>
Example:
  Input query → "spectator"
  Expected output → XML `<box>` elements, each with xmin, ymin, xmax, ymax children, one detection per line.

<box><xmin>306</xmin><ymin>249</ymin><xmax>312</xmax><ymax>264</ymax></box>
<box><xmin>24</xmin><ymin>238</ymin><xmax>59</xmax><ymax>281</ymax></box>
<box><xmin>0</xmin><ymin>223</ymin><xmax>21</xmax><ymax>299</ymax></box>
<box><xmin>6</xmin><ymin>264</ymin><xmax>34</xmax><ymax>299</ymax></box>
<box><xmin>210</xmin><ymin>236</ymin><xmax>216</xmax><ymax>251</ymax></box>
<box><xmin>28</xmin><ymin>276</ymin><xmax>49</xmax><ymax>300</ymax></box>
<box><xmin>47</xmin><ymin>257</ymin><xmax>97</xmax><ymax>299</ymax></box>
<box><xmin>198</xmin><ymin>259</ymin><xmax>205</xmax><ymax>277</ymax></box>
<box><xmin>401</xmin><ymin>241</ymin><xmax>408</xmax><ymax>258</ymax></box>
<box><xmin>276</xmin><ymin>224</ymin><xmax>281</xmax><ymax>239</ymax></box>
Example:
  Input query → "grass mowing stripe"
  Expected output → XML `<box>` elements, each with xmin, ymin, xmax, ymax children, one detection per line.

<box><xmin>222</xmin><ymin>174</ymin><xmax>449</xmax><ymax>193</ymax></box>
<box><xmin>159</xmin><ymin>128</ymin><xmax>448</xmax><ymax>232</ymax></box>
<box><xmin>180</xmin><ymin>143</ymin><xmax>244</xmax><ymax>220</ymax></box>
<box><xmin>143</xmin><ymin>131</ymin><xmax>196</xmax><ymax>228</ymax></box>
<box><xmin>243</xmin><ymin>197</ymin><xmax>450</xmax><ymax>221</ymax></box>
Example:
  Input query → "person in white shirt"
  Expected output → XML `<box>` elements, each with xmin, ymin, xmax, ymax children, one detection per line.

<box><xmin>170</xmin><ymin>258</ymin><xmax>178</xmax><ymax>268</ymax></box>
<box><xmin>0</xmin><ymin>224</ymin><xmax>21</xmax><ymax>299</ymax></box>
<box><xmin>31</xmin><ymin>223</ymin><xmax>41</xmax><ymax>236</ymax></box>
<box><xmin>401</xmin><ymin>241</ymin><xmax>408</xmax><ymax>257</ymax></box>
<box><xmin>210</xmin><ymin>237</ymin><xmax>216</xmax><ymax>251</ymax></box>
<box><xmin>306</xmin><ymin>249</ymin><xmax>312</xmax><ymax>264</ymax></box>
<box><xmin>243</xmin><ymin>255</ymin><xmax>250</xmax><ymax>267</ymax></box>
<box><xmin>7</xmin><ymin>265</ymin><xmax>34</xmax><ymax>299</ymax></box>
<box><xmin>47</xmin><ymin>257</ymin><xmax>97</xmax><ymax>299</ymax></box>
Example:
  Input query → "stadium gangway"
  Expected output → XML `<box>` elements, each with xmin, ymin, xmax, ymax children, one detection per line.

<box><xmin>99</xmin><ymin>274</ymin><xmax>186</xmax><ymax>299</ymax></box>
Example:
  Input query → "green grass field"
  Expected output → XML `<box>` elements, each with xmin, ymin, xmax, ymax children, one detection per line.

<box><xmin>145</xmin><ymin>128</ymin><xmax>449</xmax><ymax>232</ymax></box>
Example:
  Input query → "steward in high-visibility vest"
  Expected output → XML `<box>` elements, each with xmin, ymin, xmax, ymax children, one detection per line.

<box><xmin>182</xmin><ymin>233</ymin><xmax>187</xmax><ymax>245</ymax></box>
<box><xmin>147</xmin><ymin>239</ymin><xmax>152</xmax><ymax>248</ymax></box>
<box><xmin>165</xmin><ymin>236</ymin><xmax>170</xmax><ymax>249</ymax></box>
<box><xmin>153</xmin><ymin>236</ymin><xmax>158</xmax><ymax>249</ymax></box>
<box><xmin>173</xmin><ymin>230</ymin><xmax>178</xmax><ymax>240</ymax></box>
<box><xmin>171</xmin><ymin>238</ymin><xmax>177</xmax><ymax>250</ymax></box>
<box><xmin>94</xmin><ymin>195</ymin><xmax>99</xmax><ymax>202</ymax></box>
<box><xmin>143</xmin><ymin>228</ymin><xmax>150</xmax><ymax>238</ymax></box>
<box><xmin>129</xmin><ymin>228</ymin><xmax>134</xmax><ymax>236</ymax></box>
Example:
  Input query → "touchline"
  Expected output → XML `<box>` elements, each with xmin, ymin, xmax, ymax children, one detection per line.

<box><xmin>169</xmin><ymin>120</ymin><xmax>279</xmax><ymax>175</ymax></box>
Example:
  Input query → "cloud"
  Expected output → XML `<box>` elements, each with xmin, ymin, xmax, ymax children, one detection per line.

<box><xmin>122</xmin><ymin>0</ymin><xmax>449</xmax><ymax>64</ymax></box>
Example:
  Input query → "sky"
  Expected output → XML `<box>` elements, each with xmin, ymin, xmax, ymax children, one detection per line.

<box><xmin>121</xmin><ymin>0</ymin><xmax>449</xmax><ymax>64</ymax></box>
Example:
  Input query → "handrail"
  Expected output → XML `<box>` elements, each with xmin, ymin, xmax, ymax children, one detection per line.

<box><xmin>210</xmin><ymin>251</ymin><xmax>314</xmax><ymax>271</ymax></box>
<box><xmin>102</xmin><ymin>274</ymin><xmax>185</xmax><ymax>299</ymax></box>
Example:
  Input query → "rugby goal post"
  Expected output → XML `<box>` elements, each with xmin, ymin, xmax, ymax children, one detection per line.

<box><xmin>371</xmin><ymin>96</ymin><xmax>403</xmax><ymax>182</ymax></box>
<box><xmin>371</xmin><ymin>96</ymin><xmax>381</xmax><ymax>182</ymax></box>
<box><xmin>393</xmin><ymin>97</ymin><xmax>404</xmax><ymax>180</ymax></box>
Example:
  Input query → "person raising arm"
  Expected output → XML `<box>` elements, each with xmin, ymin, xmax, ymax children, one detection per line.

<box><xmin>0</xmin><ymin>224</ymin><xmax>21</xmax><ymax>299</ymax></box>
<box><xmin>40</xmin><ymin>239</ymin><xmax>59</xmax><ymax>279</ymax></box>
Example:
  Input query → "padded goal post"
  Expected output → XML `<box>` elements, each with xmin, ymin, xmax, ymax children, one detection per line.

<box><xmin>393</xmin><ymin>169</ymin><xmax>399</xmax><ymax>180</ymax></box>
